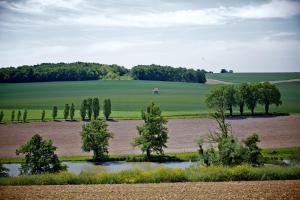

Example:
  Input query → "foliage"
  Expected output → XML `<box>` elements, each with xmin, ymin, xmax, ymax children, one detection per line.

<box><xmin>243</xmin><ymin>133</ymin><xmax>263</xmax><ymax>166</ymax></box>
<box><xmin>41</xmin><ymin>110</ymin><xmax>45</xmax><ymax>121</ymax></box>
<box><xmin>81</xmin><ymin>120</ymin><xmax>113</xmax><ymax>161</ymax></box>
<box><xmin>1</xmin><ymin>165</ymin><xmax>300</xmax><ymax>185</ymax></box>
<box><xmin>87</xmin><ymin>98</ymin><xmax>93</xmax><ymax>121</ymax></box>
<box><xmin>223</xmin><ymin>85</ymin><xmax>236</xmax><ymax>116</ymax></box>
<box><xmin>0</xmin><ymin>111</ymin><xmax>3</xmax><ymax>123</ymax></box>
<box><xmin>244</xmin><ymin>83</ymin><xmax>261</xmax><ymax>115</ymax></box>
<box><xmin>15</xmin><ymin>134</ymin><xmax>66</xmax><ymax>175</ymax></box>
<box><xmin>131</xmin><ymin>64</ymin><xmax>206</xmax><ymax>83</ymax></box>
<box><xmin>0</xmin><ymin>164</ymin><xmax>9</xmax><ymax>177</ymax></box>
<box><xmin>80</xmin><ymin>99</ymin><xmax>87</xmax><ymax>121</ymax></box>
<box><xmin>70</xmin><ymin>103</ymin><xmax>75</xmax><ymax>121</ymax></box>
<box><xmin>258</xmin><ymin>82</ymin><xmax>282</xmax><ymax>114</ymax></box>
<box><xmin>235</xmin><ymin>83</ymin><xmax>248</xmax><ymax>115</ymax></box>
<box><xmin>92</xmin><ymin>97</ymin><xmax>100</xmax><ymax>120</ymax></box>
<box><xmin>52</xmin><ymin>106</ymin><xmax>58</xmax><ymax>120</ymax></box>
<box><xmin>205</xmin><ymin>86</ymin><xmax>226</xmax><ymax>115</ymax></box>
<box><xmin>133</xmin><ymin>102</ymin><xmax>168</xmax><ymax>157</ymax></box>
<box><xmin>11</xmin><ymin>110</ymin><xmax>15</xmax><ymax>122</ymax></box>
<box><xmin>63</xmin><ymin>104</ymin><xmax>70</xmax><ymax>120</ymax></box>
<box><xmin>103</xmin><ymin>98</ymin><xmax>111</xmax><ymax>120</ymax></box>
<box><xmin>22</xmin><ymin>109</ymin><xmax>27</xmax><ymax>123</ymax></box>
<box><xmin>17</xmin><ymin>110</ymin><xmax>21</xmax><ymax>122</ymax></box>
<box><xmin>0</xmin><ymin>62</ymin><xmax>129</xmax><ymax>83</ymax></box>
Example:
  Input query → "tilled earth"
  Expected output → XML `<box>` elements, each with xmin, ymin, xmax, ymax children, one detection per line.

<box><xmin>0</xmin><ymin>115</ymin><xmax>300</xmax><ymax>157</ymax></box>
<box><xmin>0</xmin><ymin>180</ymin><xmax>300</xmax><ymax>200</ymax></box>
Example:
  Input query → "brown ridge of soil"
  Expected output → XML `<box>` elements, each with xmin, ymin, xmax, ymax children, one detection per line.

<box><xmin>0</xmin><ymin>115</ymin><xmax>300</xmax><ymax>157</ymax></box>
<box><xmin>1</xmin><ymin>180</ymin><xmax>300</xmax><ymax>200</ymax></box>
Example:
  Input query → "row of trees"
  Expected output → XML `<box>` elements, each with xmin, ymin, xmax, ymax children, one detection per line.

<box><xmin>79</xmin><ymin>98</ymin><xmax>111</xmax><ymax>121</ymax></box>
<box><xmin>206</xmin><ymin>82</ymin><xmax>282</xmax><ymax>116</ymax></box>
<box><xmin>0</xmin><ymin>62</ymin><xmax>128</xmax><ymax>83</ymax></box>
<box><xmin>131</xmin><ymin>64</ymin><xmax>207</xmax><ymax>83</ymax></box>
<box><xmin>0</xmin><ymin>110</ymin><xmax>28</xmax><ymax>123</ymax></box>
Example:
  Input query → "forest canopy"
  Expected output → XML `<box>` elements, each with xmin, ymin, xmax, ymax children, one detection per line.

<box><xmin>0</xmin><ymin>62</ymin><xmax>206</xmax><ymax>83</ymax></box>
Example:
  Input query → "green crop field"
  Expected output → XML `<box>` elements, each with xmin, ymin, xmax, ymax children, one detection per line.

<box><xmin>206</xmin><ymin>72</ymin><xmax>300</xmax><ymax>83</ymax></box>
<box><xmin>0</xmin><ymin>79</ymin><xmax>300</xmax><ymax>120</ymax></box>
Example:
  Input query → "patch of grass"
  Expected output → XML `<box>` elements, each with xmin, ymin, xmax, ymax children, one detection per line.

<box><xmin>206</xmin><ymin>72</ymin><xmax>300</xmax><ymax>83</ymax></box>
<box><xmin>1</xmin><ymin>148</ymin><xmax>298</xmax><ymax>164</ymax></box>
<box><xmin>1</xmin><ymin>79</ymin><xmax>300</xmax><ymax>120</ymax></box>
<box><xmin>1</xmin><ymin>165</ymin><xmax>300</xmax><ymax>185</ymax></box>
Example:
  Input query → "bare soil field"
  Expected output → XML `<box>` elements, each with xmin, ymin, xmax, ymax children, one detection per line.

<box><xmin>0</xmin><ymin>115</ymin><xmax>300</xmax><ymax>157</ymax></box>
<box><xmin>1</xmin><ymin>180</ymin><xmax>300</xmax><ymax>200</ymax></box>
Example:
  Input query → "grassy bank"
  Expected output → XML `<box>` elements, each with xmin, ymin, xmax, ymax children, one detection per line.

<box><xmin>1</xmin><ymin>165</ymin><xmax>300</xmax><ymax>185</ymax></box>
<box><xmin>1</xmin><ymin>147</ymin><xmax>299</xmax><ymax>164</ymax></box>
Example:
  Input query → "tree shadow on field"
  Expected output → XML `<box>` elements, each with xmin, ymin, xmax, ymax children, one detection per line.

<box><xmin>226</xmin><ymin>112</ymin><xmax>290</xmax><ymax>121</ymax></box>
<box><xmin>105</xmin><ymin>118</ymin><xmax>118</xmax><ymax>122</ymax></box>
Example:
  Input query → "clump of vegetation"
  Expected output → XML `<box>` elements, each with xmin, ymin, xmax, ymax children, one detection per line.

<box><xmin>133</xmin><ymin>102</ymin><xmax>168</xmax><ymax>158</ymax></box>
<box><xmin>131</xmin><ymin>64</ymin><xmax>206</xmax><ymax>83</ymax></box>
<box><xmin>41</xmin><ymin>110</ymin><xmax>46</xmax><ymax>121</ymax></box>
<box><xmin>206</xmin><ymin>82</ymin><xmax>282</xmax><ymax>115</ymax></box>
<box><xmin>81</xmin><ymin>120</ymin><xmax>113</xmax><ymax>161</ymax></box>
<box><xmin>103</xmin><ymin>99</ymin><xmax>111</xmax><ymax>120</ymax></box>
<box><xmin>0</xmin><ymin>164</ymin><xmax>9</xmax><ymax>177</ymax></box>
<box><xmin>63</xmin><ymin>104</ymin><xmax>70</xmax><ymax>120</ymax></box>
<box><xmin>16</xmin><ymin>134</ymin><xmax>66</xmax><ymax>175</ymax></box>
<box><xmin>1</xmin><ymin>165</ymin><xmax>300</xmax><ymax>185</ymax></box>
<box><xmin>52</xmin><ymin>106</ymin><xmax>58</xmax><ymax>120</ymax></box>
<box><xmin>70</xmin><ymin>103</ymin><xmax>75</xmax><ymax>121</ymax></box>
<box><xmin>0</xmin><ymin>111</ymin><xmax>4</xmax><ymax>123</ymax></box>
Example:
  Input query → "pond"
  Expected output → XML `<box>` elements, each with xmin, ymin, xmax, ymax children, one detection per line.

<box><xmin>3</xmin><ymin>161</ymin><xmax>197</xmax><ymax>176</ymax></box>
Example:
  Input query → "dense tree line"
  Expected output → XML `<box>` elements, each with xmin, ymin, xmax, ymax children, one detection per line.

<box><xmin>0</xmin><ymin>62</ymin><xmax>128</xmax><ymax>83</ymax></box>
<box><xmin>206</xmin><ymin>82</ymin><xmax>282</xmax><ymax>116</ymax></box>
<box><xmin>131</xmin><ymin>64</ymin><xmax>207</xmax><ymax>83</ymax></box>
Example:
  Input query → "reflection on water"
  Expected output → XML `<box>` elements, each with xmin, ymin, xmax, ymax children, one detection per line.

<box><xmin>3</xmin><ymin>161</ymin><xmax>196</xmax><ymax>177</ymax></box>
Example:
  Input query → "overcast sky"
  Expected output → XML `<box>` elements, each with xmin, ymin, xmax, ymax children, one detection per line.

<box><xmin>0</xmin><ymin>0</ymin><xmax>300</xmax><ymax>72</ymax></box>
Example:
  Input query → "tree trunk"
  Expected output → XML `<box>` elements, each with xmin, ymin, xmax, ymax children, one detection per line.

<box><xmin>239</xmin><ymin>104</ymin><xmax>244</xmax><ymax>116</ymax></box>
<box><xmin>229</xmin><ymin>106</ymin><xmax>233</xmax><ymax>116</ymax></box>
<box><xmin>251</xmin><ymin>107</ymin><xmax>254</xmax><ymax>115</ymax></box>
<box><xmin>265</xmin><ymin>103</ymin><xmax>269</xmax><ymax>115</ymax></box>
<box><xmin>146</xmin><ymin>149</ymin><xmax>151</xmax><ymax>158</ymax></box>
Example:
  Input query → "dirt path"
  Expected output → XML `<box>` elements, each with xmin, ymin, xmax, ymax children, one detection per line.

<box><xmin>0</xmin><ymin>115</ymin><xmax>299</xmax><ymax>157</ymax></box>
<box><xmin>1</xmin><ymin>180</ymin><xmax>300</xmax><ymax>200</ymax></box>
<box><xmin>269</xmin><ymin>79</ymin><xmax>300</xmax><ymax>84</ymax></box>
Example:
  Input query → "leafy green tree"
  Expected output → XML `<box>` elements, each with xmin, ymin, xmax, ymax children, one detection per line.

<box><xmin>87</xmin><ymin>98</ymin><xmax>93</xmax><ymax>121</ymax></box>
<box><xmin>63</xmin><ymin>104</ymin><xmax>70</xmax><ymax>120</ymax></box>
<box><xmin>133</xmin><ymin>102</ymin><xmax>168</xmax><ymax>158</ymax></box>
<box><xmin>80</xmin><ymin>99</ymin><xmax>87</xmax><ymax>121</ymax></box>
<box><xmin>11</xmin><ymin>110</ymin><xmax>15</xmax><ymax>122</ymax></box>
<box><xmin>244</xmin><ymin>83</ymin><xmax>261</xmax><ymax>115</ymax></box>
<box><xmin>81</xmin><ymin>120</ymin><xmax>113</xmax><ymax>161</ymax></box>
<box><xmin>70</xmin><ymin>103</ymin><xmax>75</xmax><ymax>121</ymax></box>
<box><xmin>52</xmin><ymin>106</ymin><xmax>58</xmax><ymax>121</ymax></box>
<box><xmin>23</xmin><ymin>109</ymin><xmax>28</xmax><ymax>123</ymax></box>
<box><xmin>0</xmin><ymin>164</ymin><xmax>9</xmax><ymax>177</ymax></box>
<box><xmin>224</xmin><ymin>85</ymin><xmax>237</xmax><ymax>116</ymax></box>
<box><xmin>235</xmin><ymin>83</ymin><xmax>248</xmax><ymax>115</ymax></box>
<box><xmin>243</xmin><ymin>133</ymin><xmax>262</xmax><ymax>166</ymax></box>
<box><xmin>205</xmin><ymin>86</ymin><xmax>226</xmax><ymax>117</ymax></box>
<box><xmin>258</xmin><ymin>82</ymin><xmax>282</xmax><ymax>114</ymax></box>
<box><xmin>92</xmin><ymin>97</ymin><xmax>100</xmax><ymax>119</ymax></box>
<box><xmin>16</xmin><ymin>134</ymin><xmax>66</xmax><ymax>175</ymax></box>
<box><xmin>103</xmin><ymin>98</ymin><xmax>112</xmax><ymax>120</ymax></box>
<box><xmin>17</xmin><ymin>110</ymin><xmax>21</xmax><ymax>122</ymax></box>
<box><xmin>41</xmin><ymin>110</ymin><xmax>46</xmax><ymax>122</ymax></box>
<box><xmin>0</xmin><ymin>111</ymin><xmax>3</xmax><ymax>123</ymax></box>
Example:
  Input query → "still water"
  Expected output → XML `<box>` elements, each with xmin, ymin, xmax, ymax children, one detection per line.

<box><xmin>3</xmin><ymin>161</ymin><xmax>196</xmax><ymax>176</ymax></box>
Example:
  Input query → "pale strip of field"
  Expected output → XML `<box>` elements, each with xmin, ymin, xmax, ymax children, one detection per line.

<box><xmin>1</xmin><ymin>180</ymin><xmax>299</xmax><ymax>200</ymax></box>
<box><xmin>0</xmin><ymin>115</ymin><xmax>300</xmax><ymax>157</ymax></box>
<box><xmin>206</xmin><ymin>78</ymin><xmax>300</xmax><ymax>85</ymax></box>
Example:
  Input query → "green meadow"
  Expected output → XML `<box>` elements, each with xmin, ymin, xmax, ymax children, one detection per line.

<box><xmin>0</xmin><ymin>78</ymin><xmax>300</xmax><ymax>120</ymax></box>
<box><xmin>206</xmin><ymin>72</ymin><xmax>300</xmax><ymax>83</ymax></box>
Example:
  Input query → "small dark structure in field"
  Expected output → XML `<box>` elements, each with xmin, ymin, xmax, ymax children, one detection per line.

<box><xmin>152</xmin><ymin>88</ymin><xmax>159</xmax><ymax>94</ymax></box>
